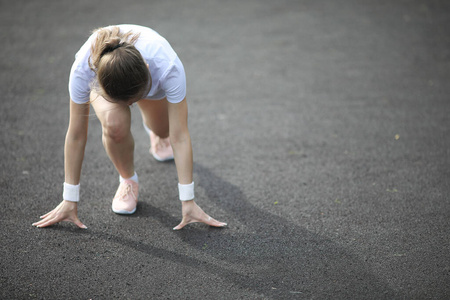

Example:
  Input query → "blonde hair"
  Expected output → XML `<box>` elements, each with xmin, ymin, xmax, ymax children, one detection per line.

<box><xmin>89</xmin><ymin>26</ymin><xmax>151</xmax><ymax>103</ymax></box>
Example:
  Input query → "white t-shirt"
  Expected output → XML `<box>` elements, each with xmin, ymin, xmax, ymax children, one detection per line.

<box><xmin>69</xmin><ymin>24</ymin><xmax>186</xmax><ymax>104</ymax></box>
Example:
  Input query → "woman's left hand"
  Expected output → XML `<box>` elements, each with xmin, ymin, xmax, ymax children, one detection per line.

<box><xmin>173</xmin><ymin>200</ymin><xmax>227</xmax><ymax>230</ymax></box>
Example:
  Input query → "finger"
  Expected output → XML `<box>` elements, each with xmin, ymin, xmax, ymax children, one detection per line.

<box><xmin>173</xmin><ymin>218</ymin><xmax>190</xmax><ymax>231</ymax></box>
<box><xmin>35</xmin><ymin>217</ymin><xmax>59</xmax><ymax>228</ymax></box>
<box><xmin>40</xmin><ymin>202</ymin><xmax>63</xmax><ymax>218</ymax></box>
<box><xmin>173</xmin><ymin>215</ymin><xmax>227</xmax><ymax>230</ymax></box>
<box><xmin>35</xmin><ymin>215</ymin><xmax>60</xmax><ymax>228</ymax></box>
<box><xmin>72</xmin><ymin>218</ymin><xmax>88</xmax><ymax>229</ymax></box>
<box><xmin>33</xmin><ymin>215</ymin><xmax>53</xmax><ymax>226</ymax></box>
<box><xmin>203</xmin><ymin>216</ymin><xmax>227</xmax><ymax>228</ymax></box>
<box><xmin>40</xmin><ymin>210</ymin><xmax>54</xmax><ymax>219</ymax></box>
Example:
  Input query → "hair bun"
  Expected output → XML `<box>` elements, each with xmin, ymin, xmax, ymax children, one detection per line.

<box><xmin>89</xmin><ymin>26</ymin><xmax>141</xmax><ymax>72</ymax></box>
<box><xmin>102</xmin><ymin>37</ymin><xmax>124</xmax><ymax>55</ymax></box>
<box><xmin>111</xmin><ymin>43</ymin><xmax>124</xmax><ymax>50</ymax></box>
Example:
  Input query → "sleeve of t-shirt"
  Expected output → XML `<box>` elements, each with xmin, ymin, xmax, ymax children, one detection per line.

<box><xmin>68</xmin><ymin>63</ymin><xmax>92</xmax><ymax>104</ymax></box>
<box><xmin>161</xmin><ymin>57</ymin><xmax>187</xmax><ymax>104</ymax></box>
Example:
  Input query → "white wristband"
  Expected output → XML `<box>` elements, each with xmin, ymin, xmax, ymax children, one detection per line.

<box><xmin>63</xmin><ymin>182</ymin><xmax>80</xmax><ymax>202</ymax></box>
<box><xmin>178</xmin><ymin>182</ymin><xmax>194</xmax><ymax>201</ymax></box>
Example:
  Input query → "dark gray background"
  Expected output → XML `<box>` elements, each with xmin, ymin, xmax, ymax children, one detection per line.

<box><xmin>1</xmin><ymin>0</ymin><xmax>449</xmax><ymax>299</ymax></box>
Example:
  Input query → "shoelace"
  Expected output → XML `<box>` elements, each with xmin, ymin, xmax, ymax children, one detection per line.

<box><xmin>117</xmin><ymin>182</ymin><xmax>136</xmax><ymax>202</ymax></box>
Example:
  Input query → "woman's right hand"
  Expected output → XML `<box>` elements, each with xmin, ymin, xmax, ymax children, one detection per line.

<box><xmin>32</xmin><ymin>200</ymin><xmax>87</xmax><ymax>229</ymax></box>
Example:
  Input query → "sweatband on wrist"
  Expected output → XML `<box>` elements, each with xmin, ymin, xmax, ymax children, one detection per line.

<box><xmin>178</xmin><ymin>182</ymin><xmax>194</xmax><ymax>201</ymax></box>
<box><xmin>63</xmin><ymin>182</ymin><xmax>80</xmax><ymax>202</ymax></box>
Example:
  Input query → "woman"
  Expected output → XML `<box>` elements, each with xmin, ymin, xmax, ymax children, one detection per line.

<box><xmin>32</xmin><ymin>24</ymin><xmax>226</xmax><ymax>230</ymax></box>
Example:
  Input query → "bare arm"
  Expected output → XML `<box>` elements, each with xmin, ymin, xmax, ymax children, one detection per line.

<box><xmin>168</xmin><ymin>98</ymin><xmax>193</xmax><ymax>184</ymax></box>
<box><xmin>168</xmin><ymin>98</ymin><xmax>227</xmax><ymax>230</ymax></box>
<box><xmin>64</xmin><ymin>99</ymin><xmax>90</xmax><ymax>184</ymax></box>
<box><xmin>33</xmin><ymin>99</ymin><xmax>89</xmax><ymax>229</ymax></box>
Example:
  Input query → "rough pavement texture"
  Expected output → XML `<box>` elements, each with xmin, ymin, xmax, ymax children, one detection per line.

<box><xmin>1</xmin><ymin>0</ymin><xmax>449</xmax><ymax>299</ymax></box>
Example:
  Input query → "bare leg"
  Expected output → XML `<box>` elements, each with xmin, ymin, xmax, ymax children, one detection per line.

<box><xmin>137</xmin><ymin>98</ymin><xmax>169</xmax><ymax>138</ymax></box>
<box><xmin>138</xmin><ymin>98</ymin><xmax>174</xmax><ymax>161</ymax></box>
<box><xmin>90</xmin><ymin>92</ymin><xmax>135</xmax><ymax>179</ymax></box>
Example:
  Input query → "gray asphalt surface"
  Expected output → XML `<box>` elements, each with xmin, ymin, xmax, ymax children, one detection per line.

<box><xmin>1</xmin><ymin>0</ymin><xmax>449</xmax><ymax>299</ymax></box>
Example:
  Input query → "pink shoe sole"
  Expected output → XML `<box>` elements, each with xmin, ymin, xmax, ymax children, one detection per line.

<box><xmin>112</xmin><ymin>206</ymin><xmax>137</xmax><ymax>214</ymax></box>
<box><xmin>150</xmin><ymin>149</ymin><xmax>174</xmax><ymax>162</ymax></box>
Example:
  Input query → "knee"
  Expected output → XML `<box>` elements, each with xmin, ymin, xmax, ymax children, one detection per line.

<box><xmin>102</xmin><ymin>115</ymin><xmax>130</xmax><ymax>143</ymax></box>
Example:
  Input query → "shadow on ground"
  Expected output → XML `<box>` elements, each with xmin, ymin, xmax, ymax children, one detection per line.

<box><xmin>53</xmin><ymin>163</ymin><xmax>400</xmax><ymax>299</ymax></box>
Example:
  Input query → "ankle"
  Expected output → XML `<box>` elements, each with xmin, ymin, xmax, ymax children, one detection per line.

<box><xmin>119</xmin><ymin>172</ymin><xmax>138</xmax><ymax>184</ymax></box>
